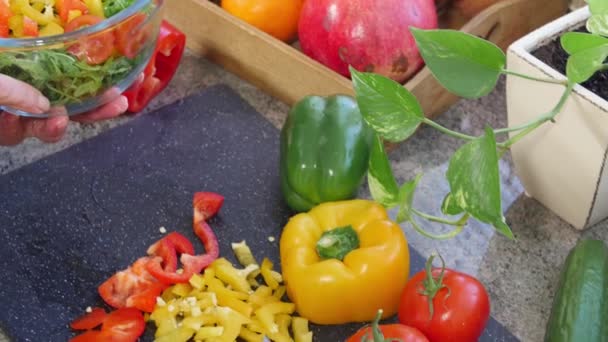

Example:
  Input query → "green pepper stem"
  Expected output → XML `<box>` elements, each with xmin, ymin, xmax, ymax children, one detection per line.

<box><xmin>316</xmin><ymin>225</ymin><xmax>360</xmax><ymax>261</ymax></box>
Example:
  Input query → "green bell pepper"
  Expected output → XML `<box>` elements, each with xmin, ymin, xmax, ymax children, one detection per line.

<box><xmin>279</xmin><ymin>94</ymin><xmax>374</xmax><ymax>212</ymax></box>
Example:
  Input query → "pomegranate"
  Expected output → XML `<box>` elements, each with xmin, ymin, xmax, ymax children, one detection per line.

<box><xmin>298</xmin><ymin>0</ymin><xmax>439</xmax><ymax>83</ymax></box>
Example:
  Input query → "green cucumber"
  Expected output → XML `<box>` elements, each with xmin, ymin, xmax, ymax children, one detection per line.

<box><xmin>544</xmin><ymin>239</ymin><xmax>608</xmax><ymax>342</ymax></box>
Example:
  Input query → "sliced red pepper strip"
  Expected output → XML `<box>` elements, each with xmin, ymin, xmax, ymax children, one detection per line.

<box><xmin>70</xmin><ymin>307</ymin><xmax>107</xmax><ymax>330</ymax></box>
<box><xmin>124</xmin><ymin>20</ymin><xmax>186</xmax><ymax>113</ymax></box>
<box><xmin>70</xmin><ymin>308</ymin><xmax>145</xmax><ymax>342</ymax></box>
<box><xmin>193</xmin><ymin>192</ymin><xmax>225</xmax><ymax>222</ymax></box>
<box><xmin>22</xmin><ymin>15</ymin><xmax>38</xmax><ymax>37</ymax></box>
<box><xmin>146</xmin><ymin>237</ymin><xmax>178</xmax><ymax>273</ymax></box>
<box><xmin>145</xmin><ymin>194</ymin><xmax>222</xmax><ymax>284</ymax></box>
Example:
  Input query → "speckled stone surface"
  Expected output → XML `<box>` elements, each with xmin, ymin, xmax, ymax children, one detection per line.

<box><xmin>1</xmin><ymin>50</ymin><xmax>608</xmax><ymax>342</ymax></box>
<box><xmin>0</xmin><ymin>84</ymin><xmax>517</xmax><ymax>342</ymax></box>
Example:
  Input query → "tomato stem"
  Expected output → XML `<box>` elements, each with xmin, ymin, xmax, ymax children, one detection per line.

<box><xmin>419</xmin><ymin>253</ymin><xmax>449</xmax><ymax>321</ymax></box>
<box><xmin>360</xmin><ymin>309</ymin><xmax>404</xmax><ymax>342</ymax></box>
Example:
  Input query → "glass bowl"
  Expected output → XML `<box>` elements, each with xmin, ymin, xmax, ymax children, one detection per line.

<box><xmin>0</xmin><ymin>0</ymin><xmax>163</xmax><ymax>118</ymax></box>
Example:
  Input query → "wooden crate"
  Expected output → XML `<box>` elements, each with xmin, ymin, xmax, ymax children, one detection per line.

<box><xmin>164</xmin><ymin>0</ymin><xmax>568</xmax><ymax>119</ymax></box>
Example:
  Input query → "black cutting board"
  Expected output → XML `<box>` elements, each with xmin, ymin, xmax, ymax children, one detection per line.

<box><xmin>0</xmin><ymin>84</ymin><xmax>518</xmax><ymax>342</ymax></box>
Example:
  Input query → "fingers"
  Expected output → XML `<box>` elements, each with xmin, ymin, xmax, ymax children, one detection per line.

<box><xmin>23</xmin><ymin>115</ymin><xmax>69</xmax><ymax>143</ymax></box>
<box><xmin>71</xmin><ymin>96</ymin><xmax>129</xmax><ymax>124</ymax></box>
<box><xmin>0</xmin><ymin>75</ymin><xmax>50</xmax><ymax>114</ymax></box>
<box><xmin>0</xmin><ymin>112</ymin><xmax>25</xmax><ymax>146</ymax></box>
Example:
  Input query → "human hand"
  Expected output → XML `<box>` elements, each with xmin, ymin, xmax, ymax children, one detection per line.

<box><xmin>0</xmin><ymin>75</ymin><xmax>129</xmax><ymax>146</ymax></box>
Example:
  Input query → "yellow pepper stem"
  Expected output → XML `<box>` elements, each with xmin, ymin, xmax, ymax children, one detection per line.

<box><xmin>315</xmin><ymin>225</ymin><xmax>360</xmax><ymax>261</ymax></box>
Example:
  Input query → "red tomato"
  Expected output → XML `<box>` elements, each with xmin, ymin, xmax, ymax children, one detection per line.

<box><xmin>347</xmin><ymin>324</ymin><xmax>429</xmax><ymax>342</ymax></box>
<box><xmin>398</xmin><ymin>257</ymin><xmax>490</xmax><ymax>342</ymax></box>
<box><xmin>69</xmin><ymin>307</ymin><xmax>107</xmax><ymax>330</ymax></box>
<box><xmin>70</xmin><ymin>308</ymin><xmax>144</xmax><ymax>342</ymax></box>
<box><xmin>114</xmin><ymin>13</ymin><xmax>148</xmax><ymax>59</ymax></box>
<box><xmin>65</xmin><ymin>15</ymin><xmax>114</xmax><ymax>65</ymax></box>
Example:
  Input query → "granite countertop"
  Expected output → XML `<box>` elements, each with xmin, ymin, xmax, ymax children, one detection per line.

<box><xmin>2</xmin><ymin>50</ymin><xmax>607</xmax><ymax>342</ymax></box>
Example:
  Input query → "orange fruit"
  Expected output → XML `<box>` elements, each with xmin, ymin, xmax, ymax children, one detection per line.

<box><xmin>221</xmin><ymin>0</ymin><xmax>304</xmax><ymax>42</ymax></box>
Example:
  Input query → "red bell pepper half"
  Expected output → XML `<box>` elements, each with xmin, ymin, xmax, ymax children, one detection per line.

<box><xmin>124</xmin><ymin>20</ymin><xmax>186</xmax><ymax>113</ymax></box>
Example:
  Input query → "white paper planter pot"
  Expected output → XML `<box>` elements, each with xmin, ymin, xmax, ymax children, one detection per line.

<box><xmin>506</xmin><ymin>6</ymin><xmax>608</xmax><ymax>230</ymax></box>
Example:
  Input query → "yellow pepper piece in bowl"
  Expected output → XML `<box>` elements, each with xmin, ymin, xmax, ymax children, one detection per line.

<box><xmin>280</xmin><ymin>199</ymin><xmax>410</xmax><ymax>325</ymax></box>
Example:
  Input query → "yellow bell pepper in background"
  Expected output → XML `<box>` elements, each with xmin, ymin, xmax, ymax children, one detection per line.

<box><xmin>280</xmin><ymin>199</ymin><xmax>410</xmax><ymax>325</ymax></box>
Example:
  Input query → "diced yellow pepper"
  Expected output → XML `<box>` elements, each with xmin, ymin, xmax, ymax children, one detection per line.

<box><xmin>39</xmin><ymin>21</ymin><xmax>64</xmax><ymax>36</ymax></box>
<box><xmin>83</xmin><ymin>0</ymin><xmax>104</xmax><ymax>17</ymax></box>
<box><xmin>232</xmin><ymin>240</ymin><xmax>259</xmax><ymax>267</ymax></box>
<box><xmin>261</xmin><ymin>258</ymin><xmax>279</xmax><ymax>290</ymax></box>
<box><xmin>16</xmin><ymin>0</ymin><xmax>56</xmax><ymax>25</ymax></box>
<box><xmin>161</xmin><ymin>287</ymin><xmax>177</xmax><ymax>302</ymax></box>
<box><xmin>292</xmin><ymin>317</ymin><xmax>312</xmax><ymax>342</ymax></box>
<box><xmin>189</xmin><ymin>273</ymin><xmax>205</xmax><ymax>290</ymax></box>
<box><xmin>239</xmin><ymin>326</ymin><xmax>265</xmax><ymax>342</ymax></box>
<box><xmin>213</xmin><ymin>258</ymin><xmax>254</xmax><ymax>294</ymax></box>
<box><xmin>255</xmin><ymin>302</ymin><xmax>296</xmax><ymax>335</ymax></box>
<box><xmin>248</xmin><ymin>286</ymin><xmax>278</xmax><ymax>308</ymax></box>
<box><xmin>67</xmin><ymin>9</ymin><xmax>81</xmax><ymax>22</ymax></box>
<box><xmin>154</xmin><ymin>327</ymin><xmax>195</xmax><ymax>342</ymax></box>
<box><xmin>154</xmin><ymin>316</ymin><xmax>179</xmax><ymax>338</ymax></box>
<box><xmin>194</xmin><ymin>326</ymin><xmax>224</xmax><ymax>340</ymax></box>
<box><xmin>172</xmin><ymin>283</ymin><xmax>193</xmax><ymax>297</ymax></box>
<box><xmin>273</xmin><ymin>286</ymin><xmax>286</xmax><ymax>300</ymax></box>
<box><xmin>212</xmin><ymin>306</ymin><xmax>251</xmax><ymax>342</ymax></box>
<box><xmin>9</xmin><ymin>15</ymin><xmax>24</xmax><ymax>37</ymax></box>
<box><xmin>247</xmin><ymin>319</ymin><xmax>266</xmax><ymax>334</ymax></box>
<box><xmin>207</xmin><ymin>277</ymin><xmax>250</xmax><ymax>301</ymax></box>
<box><xmin>276</xmin><ymin>314</ymin><xmax>293</xmax><ymax>340</ymax></box>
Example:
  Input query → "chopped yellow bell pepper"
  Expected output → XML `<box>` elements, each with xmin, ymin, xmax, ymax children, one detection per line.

<box><xmin>66</xmin><ymin>9</ymin><xmax>81</xmax><ymax>22</ymax></box>
<box><xmin>83</xmin><ymin>0</ymin><xmax>103</xmax><ymax>18</ymax></box>
<box><xmin>279</xmin><ymin>199</ymin><xmax>410</xmax><ymax>325</ymax></box>
<box><xmin>149</xmin><ymin>243</ymin><xmax>313</xmax><ymax>342</ymax></box>
<box><xmin>39</xmin><ymin>21</ymin><xmax>64</xmax><ymax>36</ymax></box>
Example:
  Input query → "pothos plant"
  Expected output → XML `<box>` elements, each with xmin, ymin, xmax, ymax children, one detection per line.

<box><xmin>350</xmin><ymin>0</ymin><xmax>608</xmax><ymax>240</ymax></box>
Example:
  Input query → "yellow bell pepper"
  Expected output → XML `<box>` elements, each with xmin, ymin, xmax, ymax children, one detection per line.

<box><xmin>279</xmin><ymin>199</ymin><xmax>410</xmax><ymax>325</ymax></box>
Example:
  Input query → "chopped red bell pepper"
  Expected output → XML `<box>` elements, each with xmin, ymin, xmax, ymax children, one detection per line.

<box><xmin>124</xmin><ymin>20</ymin><xmax>186</xmax><ymax>113</ymax></box>
<box><xmin>193</xmin><ymin>192</ymin><xmax>225</xmax><ymax>222</ymax></box>
<box><xmin>98</xmin><ymin>257</ymin><xmax>167</xmax><ymax>313</ymax></box>
<box><xmin>70</xmin><ymin>307</ymin><xmax>145</xmax><ymax>342</ymax></box>
<box><xmin>145</xmin><ymin>193</ymin><xmax>222</xmax><ymax>284</ymax></box>
<box><xmin>22</xmin><ymin>15</ymin><xmax>38</xmax><ymax>37</ymax></box>
<box><xmin>69</xmin><ymin>307</ymin><xmax>107</xmax><ymax>331</ymax></box>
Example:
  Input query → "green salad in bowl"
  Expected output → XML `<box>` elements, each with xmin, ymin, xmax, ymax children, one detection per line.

<box><xmin>0</xmin><ymin>0</ymin><xmax>163</xmax><ymax>117</ymax></box>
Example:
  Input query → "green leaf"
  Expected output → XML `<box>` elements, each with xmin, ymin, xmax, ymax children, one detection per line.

<box><xmin>350</xmin><ymin>67</ymin><xmax>424</xmax><ymax>142</ymax></box>
<box><xmin>410</xmin><ymin>28</ymin><xmax>506</xmax><ymax>99</ymax></box>
<box><xmin>396</xmin><ymin>174</ymin><xmax>423</xmax><ymax>223</ymax></box>
<box><xmin>587</xmin><ymin>14</ymin><xmax>608</xmax><ymax>37</ymax></box>
<box><xmin>560</xmin><ymin>32</ymin><xmax>608</xmax><ymax>54</ymax></box>
<box><xmin>588</xmin><ymin>0</ymin><xmax>608</xmax><ymax>15</ymax></box>
<box><xmin>446</xmin><ymin>126</ymin><xmax>513</xmax><ymax>239</ymax></box>
<box><xmin>566</xmin><ymin>45</ymin><xmax>608</xmax><ymax>83</ymax></box>
<box><xmin>441</xmin><ymin>193</ymin><xmax>465</xmax><ymax>216</ymax></box>
<box><xmin>367</xmin><ymin>134</ymin><xmax>399</xmax><ymax>208</ymax></box>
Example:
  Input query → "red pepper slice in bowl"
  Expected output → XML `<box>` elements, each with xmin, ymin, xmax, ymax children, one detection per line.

<box><xmin>124</xmin><ymin>20</ymin><xmax>186</xmax><ymax>113</ymax></box>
